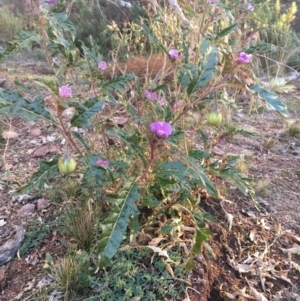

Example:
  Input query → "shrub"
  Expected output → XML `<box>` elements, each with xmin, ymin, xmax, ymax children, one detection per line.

<box><xmin>0</xmin><ymin>0</ymin><xmax>289</xmax><ymax>281</ymax></box>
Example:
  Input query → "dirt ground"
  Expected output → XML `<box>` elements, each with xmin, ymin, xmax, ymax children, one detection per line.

<box><xmin>1</xmin><ymin>56</ymin><xmax>300</xmax><ymax>301</ymax></box>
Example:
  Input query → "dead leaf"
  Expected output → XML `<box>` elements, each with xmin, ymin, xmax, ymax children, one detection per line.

<box><xmin>146</xmin><ymin>246</ymin><xmax>175</xmax><ymax>263</ymax></box>
<box><xmin>148</xmin><ymin>236</ymin><xmax>166</xmax><ymax>246</ymax></box>
<box><xmin>226</xmin><ymin>212</ymin><xmax>233</xmax><ymax>232</ymax></box>
<box><xmin>2</xmin><ymin>131</ymin><xmax>18</xmax><ymax>139</ymax></box>
<box><xmin>34</xmin><ymin>146</ymin><xmax>49</xmax><ymax>157</ymax></box>
<box><xmin>31</xmin><ymin>128</ymin><xmax>41</xmax><ymax>136</ymax></box>
<box><xmin>249</xmin><ymin>286</ymin><xmax>268</xmax><ymax>301</ymax></box>
<box><xmin>281</xmin><ymin>246</ymin><xmax>300</xmax><ymax>254</ymax></box>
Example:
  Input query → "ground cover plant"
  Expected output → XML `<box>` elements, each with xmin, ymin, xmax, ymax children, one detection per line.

<box><xmin>1</xmin><ymin>0</ymin><xmax>300</xmax><ymax>300</ymax></box>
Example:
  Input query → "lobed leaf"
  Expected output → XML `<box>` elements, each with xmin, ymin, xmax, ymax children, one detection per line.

<box><xmin>16</xmin><ymin>157</ymin><xmax>59</xmax><ymax>195</ymax></box>
<box><xmin>98</xmin><ymin>181</ymin><xmax>140</xmax><ymax>268</ymax></box>
<box><xmin>0</xmin><ymin>89</ymin><xmax>58</xmax><ymax>124</ymax></box>
<box><xmin>71</xmin><ymin>97</ymin><xmax>105</xmax><ymax>128</ymax></box>
<box><xmin>250</xmin><ymin>84</ymin><xmax>289</xmax><ymax>117</ymax></box>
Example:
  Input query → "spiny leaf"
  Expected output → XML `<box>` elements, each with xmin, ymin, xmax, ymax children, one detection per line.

<box><xmin>101</xmin><ymin>74</ymin><xmax>136</xmax><ymax>93</ymax></box>
<box><xmin>155</xmin><ymin>159</ymin><xmax>217</xmax><ymax>196</ymax></box>
<box><xmin>33</xmin><ymin>78</ymin><xmax>58</xmax><ymax>96</ymax></box>
<box><xmin>179</xmin><ymin>44</ymin><xmax>218</xmax><ymax>95</ymax></box>
<box><xmin>80</xmin><ymin>154</ymin><xmax>107</xmax><ymax>195</ymax></box>
<box><xmin>2</xmin><ymin>30</ymin><xmax>41</xmax><ymax>57</ymax></box>
<box><xmin>250</xmin><ymin>84</ymin><xmax>289</xmax><ymax>117</ymax></box>
<box><xmin>0</xmin><ymin>89</ymin><xmax>58</xmax><ymax>124</ymax></box>
<box><xmin>98</xmin><ymin>182</ymin><xmax>140</xmax><ymax>268</ymax></box>
<box><xmin>16</xmin><ymin>156</ymin><xmax>59</xmax><ymax>195</ymax></box>
<box><xmin>71</xmin><ymin>97</ymin><xmax>105</xmax><ymax>128</ymax></box>
<box><xmin>216</xmin><ymin>23</ymin><xmax>238</xmax><ymax>38</ymax></box>
<box><xmin>208</xmin><ymin>157</ymin><xmax>256</xmax><ymax>201</ymax></box>
<box><xmin>72</xmin><ymin>132</ymin><xmax>90</xmax><ymax>152</ymax></box>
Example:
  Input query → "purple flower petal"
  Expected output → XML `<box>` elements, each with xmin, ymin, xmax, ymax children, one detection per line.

<box><xmin>150</xmin><ymin>121</ymin><xmax>173</xmax><ymax>138</ymax></box>
<box><xmin>97</xmin><ymin>159</ymin><xmax>109</xmax><ymax>168</ymax></box>
<box><xmin>59</xmin><ymin>86</ymin><xmax>72</xmax><ymax>99</ymax></box>
<box><xmin>237</xmin><ymin>52</ymin><xmax>252</xmax><ymax>64</ymax></box>
<box><xmin>98</xmin><ymin>61</ymin><xmax>107</xmax><ymax>70</ymax></box>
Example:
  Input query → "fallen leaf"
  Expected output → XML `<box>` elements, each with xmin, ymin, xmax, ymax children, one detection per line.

<box><xmin>30</xmin><ymin>128</ymin><xmax>41</xmax><ymax>136</ymax></box>
<box><xmin>249</xmin><ymin>286</ymin><xmax>268</xmax><ymax>301</ymax></box>
<box><xmin>2</xmin><ymin>131</ymin><xmax>18</xmax><ymax>139</ymax></box>
<box><xmin>148</xmin><ymin>236</ymin><xmax>166</xmax><ymax>246</ymax></box>
<box><xmin>34</xmin><ymin>146</ymin><xmax>49</xmax><ymax>157</ymax></box>
<box><xmin>281</xmin><ymin>246</ymin><xmax>300</xmax><ymax>254</ymax></box>
<box><xmin>147</xmin><ymin>246</ymin><xmax>175</xmax><ymax>263</ymax></box>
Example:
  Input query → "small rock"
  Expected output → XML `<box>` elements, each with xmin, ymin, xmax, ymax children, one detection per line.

<box><xmin>265</xmin><ymin>205</ymin><xmax>276</xmax><ymax>213</ymax></box>
<box><xmin>0</xmin><ymin>78</ymin><xmax>6</xmax><ymax>85</ymax></box>
<box><xmin>37</xmin><ymin>198</ymin><xmax>50</xmax><ymax>211</ymax></box>
<box><xmin>0</xmin><ymin>226</ymin><xmax>24</xmax><ymax>266</ymax></box>
<box><xmin>17</xmin><ymin>204</ymin><xmax>35</xmax><ymax>216</ymax></box>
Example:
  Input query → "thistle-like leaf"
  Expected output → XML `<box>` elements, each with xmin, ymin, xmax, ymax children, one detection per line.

<box><xmin>179</xmin><ymin>43</ymin><xmax>218</xmax><ymax>95</ymax></box>
<box><xmin>155</xmin><ymin>159</ymin><xmax>217</xmax><ymax>196</ymax></box>
<box><xmin>16</xmin><ymin>156</ymin><xmax>59</xmax><ymax>195</ymax></box>
<box><xmin>0</xmin><ymin>89</ymin><xmax>58</xmax><ymax>124</ymax></box>
<box><xmin>98</xmin><ymin>181</ymin><xmax>140</xmax><ymax>268</ymax></box>
<box><xmin>208</xmin><ymin>157</ymin><xmax>256</xmax><ymax>201</ymax></box>
<box><xmin>80</xmin><ymin>154</ymin><xmax>107</xmax><ymax>195</ymax></box>
<box><xmin>1</xmin><ymin>30</ymin><xmax>42</xmax><ymax>58</ymax></box>
<box><xmin>71</xmin><ymin>97</ymin><xmax>105</xmax><ymax>128</ymax></box>
<box><xmin>250</xmin><ymin>84</ymin><xmax>289</xmax><ymax>117</ymax></box>
<box><xmin>100</xmin><ymin>74</ymin><xmax>136</xmax><ymax>93</ymax></box>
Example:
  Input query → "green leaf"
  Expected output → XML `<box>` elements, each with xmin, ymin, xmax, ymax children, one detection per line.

<box><xmin>106</xmin><ymin>128</ymin><xmax>147</xmax><ymax>164</ymax></box>
<box><xmin>80</xmin><ymin>154</ymin><xmax>107</xmax><ymax>194</ymax></box>
<box><xmin>71</xmin><ymin>97</ymin><xmax>105</xmax><ymax>128</ymax></box>
<box><xmin>245</xmin><ymin>42</ymin><xmax>277</xmax><ymax>54</ymax></box>
<box><xmin>33</xmin><ymin>78</ymin><xmax>58</xmax><ymax>96</ymax></box>
<box><xmin>16</xmin><ymin>157</ymin><xmax>59</xmax><ymax>194</ymax></box>
<box><xmin>98</xmin><ymin>182</ymin><xmax>140</xmax><ymax>268</ymax></box>
<box><xmin>190</xmin><ymin>228</ymin><xmax>212</xmax><ymax>257</ymax></box>
<box><xmin>155</xmin><ymin>159</ymin><xmax>217</xmax><ymax>196</ymax></box>
<box><xmin>208</xmin><ymin>157</ymin><xmax>255</xmax><ymax>200</ymax></box>
<box><xmin>189</xmin><ymin>149</ymin><xmax>212</xmax><ymax>159</ymax></box>
<box><xmin>101</xmin><ymin>74</ymin><xmax>136</xmax><ymax>94</ymax></box>
<box><xmin>250</xmin><ymin>84</ymin><xmax>289</xmax><ymax>117</ymax></box>
<box><xmin>179</xmin><ymin>44</ymin><xmax>218</xmax><ymax>95</ymax></box>
<box><xmin>46</xmin><ymin>11</ymin><xmax>76</xmax><ymax>41</ymax></box>
<box><xmin>0</xmin><ymin>89</ymin><xmax>58</xmax><ymax>124</ymax></box>
<box><xmin>2</xmin><ymin>30</ymin><xmax>42</xmax><ymax>57</ymax></box>
<box><xmin>216</xmin><ymin>23</ymin><xmax>238</xmax><ymax>38</ymax></box>
<box><xmin>72</xmin><ymin>132</ymin><xmax>91</xmax><ymax>152</ymax></box>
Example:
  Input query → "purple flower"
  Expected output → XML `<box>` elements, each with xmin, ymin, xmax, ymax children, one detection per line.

<box><xmin>209</xmin><ymin>0</ymin><xmax>216</xmax><ymax>4</ymax></box>
<box><xmin>158</xmin><ymin>98</ymin><xmax>167</xmax><ymax>106</ymax></box>
<box><xmin>173</xmin><ymin>102</ymin><xmax>181</xmax><ymax>110</ymax></box>
<box><xmin>169</xmin><ymin>49</ymin><xmax>180</xmax><ymax>60</ymax></box>
<box><xmin>237</xmin><ymin>52</ymin><xmax>252</xmax><ymax>64</ymax></box>
<box><xmin>150</xmin><ymin>121</ymin><xmax>173</xmax><ymax>138</ymax></box>
<box><xmin>97</xmin><ymin>159</ymin><xmax>109</xmax><ymax>168</ymax></box>
<box><xmin>47</xmin><ymin>0</ymin><xmax>57</xmax><ymax>3</ymax></box>
<box><xmin>98</xmin><ymin>61</ymin><xmax>107</xmax><ymax>70</ymax></box>
<box><xmin>59</xmin><ymin>86</ymin><xmax>72</xmax><ymax>99</ymax></box>
<box><xmin>145</xmin><ymin>90</ymin><xmax>158</xmax><ymax>101</ymax></box>
<box><xmin>247</xmin><ymin>3</ymin><xmax>254</xmax><ymax>11</ymax></box>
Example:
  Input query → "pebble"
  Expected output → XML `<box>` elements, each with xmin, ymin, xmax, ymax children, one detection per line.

<box><xmin>37</xmin><ymin>198</ymin><xmax>50</xmax><ymax>211</ymax></box>
<box><xmin>17</xmin><ymin>204</ymin><xmax>35</xmax><ymax>217</ymax></box>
